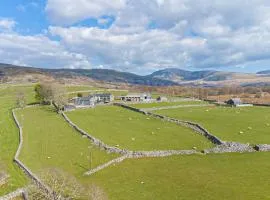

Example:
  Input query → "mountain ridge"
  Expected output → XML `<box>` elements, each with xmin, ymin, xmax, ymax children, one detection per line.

<box><xmin>1</xmin><ymin>63</ymin><xmax>270</xmax><ymax>87</ymax></box>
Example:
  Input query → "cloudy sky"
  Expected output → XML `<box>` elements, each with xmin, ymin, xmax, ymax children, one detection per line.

<box><xmin>1</xmin><ymin>0</ymin><xmax>270</xmax><ymax>74</ymax></box>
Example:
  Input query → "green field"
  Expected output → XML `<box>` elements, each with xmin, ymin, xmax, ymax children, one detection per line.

<box><xmin>155</xmin><ymin>106</ymin><xmax>270</xmax><ymax>144</ymax></box>
<box><xmin>65</xmin><ymin>85</ymin><xmax>99</xmax><ymax>92</ymax></box>
<box><xmin>132</xmin><ymin>100</ymin><xmax>208</xmax><ymax>109</ymax></box>
<box><xmin>16</xmin><ymin>106</ymin><xmax>118</xmax><ymax>178</ymax></box>
<box><xmin>66</xmin><ymin>106</ymin><xmax>213</xmax><ymax>151</ymax></box>
<box><xmin>68</xmin><ymin>89</ymin><xmax>128</xmax><ymax>99</ymax></box>
<box><xmin>87</xmin><ymin>152</ymin><xmax>270</xmax><ymax>200</ymax></box>
<box><xmin>0</xmin><ymin>85</ymin><xmax>34</xmax><ymax>195</ymax></box>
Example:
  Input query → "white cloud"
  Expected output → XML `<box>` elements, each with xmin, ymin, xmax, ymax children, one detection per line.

<box><xmin>46</xmin><ymin>0</ymin><xmax>126</xmax><ymax>25</ymax></box>
<box><xmin>0</xmin><ymin>32</ymin><xmax>91</xmax><ymax>69</ymax></box>
<box><xmin>2</xmin><ymin>0</ymin><xmax>270</xmax><ymax>74</ymax></box>
<box><xmin>0</xmin><ymin>18</ymin><xmax>16</xmax><ymax>31</ymax></box>
<box><xmin>42</xmin><ymin>0</ymin><xmax>270</xmax><ymax>73</ymax></box>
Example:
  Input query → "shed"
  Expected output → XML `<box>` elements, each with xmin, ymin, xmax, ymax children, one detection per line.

<box><xmin>226</xmin><ymin>98</ymin><xmax>242</xmax><ymax>106</ymax></box>
<box><xmin>157</xmin><ymin>96</ymin><xmax>168</xmax><ymax>102</ymax></box>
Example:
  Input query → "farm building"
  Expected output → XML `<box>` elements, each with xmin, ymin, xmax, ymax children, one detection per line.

<box><xmin>157</xmin><ymin>96</ymin><xmax>168</xmax><ymax>102</ymax></box>
<box><xmin>68</xmin><ymin>93</ymin><xmax>114</xmax><ymax>109</ymax></box>
<box><xmin>226</xmin><ymin>98</ymin><xmax>242</xmax><ymax>106</ymax></box>
<box><xmin>226</xmin><ymin>98</ymin><xmax>253</xmax><ymax>107</ymax></box>
<box><xmin>74</xmin><ymin>96</ymin><xmax>97</xmax><ymax>107</ymax></box>
<box><xmin>120</xmin><ymin>93</ymin><xmax>152</xmax><ymax>102</ymax></box>
<box><xmin>94</xmin><ymin>93</ymin><xmax>114</xmax><ymax>103</ymax></box>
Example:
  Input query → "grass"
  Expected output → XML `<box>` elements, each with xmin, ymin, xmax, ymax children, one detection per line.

<box><xmin>66</xmin><ymin>106</ymin><xmax>213</xmax><ymax>151</ymax></box>
<box><xmin>86</xmin><ymin>152</ymin><xmax>270</xmax><ymax>200</ymax></box>
<box><xmin>0</xmin><ymin>85</ymin><xmax>34</xmax><ymax>196</ymax></box>
<box><xmin>132</xmin><ymin>100</ymin><xmax>208</xmax><ymax>109</ymax></box>
<box><xmin>68</xmin><ymin>89</ymin><xmax>128</xmax><ymax>99</ymax></box>
<box><xmin>155</xmin><ymin>106</ymin><xmax>270</xmax><ymax>144</ymax></box>
<box><xmin>16</xmin><ymin>106</ymin><xmax>118</xmax><ymax>178</ymax></box>
<box><xmin>65</xmin><ymin>85</ymin><xmax>99</xmax><ymax>92</ymax></box>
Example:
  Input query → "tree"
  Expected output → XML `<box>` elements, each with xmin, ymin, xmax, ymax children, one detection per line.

<box><xmin>34</xmin><ymin>82</ymin><xmax>67</xmax><ymax>111</ymax></box>
<box><xmin>34</xmin><ymin>83</ymin><xmax>53</xmax><ymax>104</ymax></box>
<box><xmin>52</xmin><ymin>84</ymin><xmax>68</xmax><ymax>112</ymax></box>
<box><xmin>77</xmin><ymin>93</ymin><xmax>83</xmax><ymax>97</ymax></box>
<box><xmin>27</xmin><ymin>168</ymin><xmax>107</xmax><ymax>200</ymax></box>
<box><xmin>16</xmin><ymin>91</ymin><xmax>26</xmax><ymax>108</ymax></box>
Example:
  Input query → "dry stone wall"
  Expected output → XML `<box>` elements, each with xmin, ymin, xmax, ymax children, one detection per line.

<box><xmin>0</xmin><ymin>188</ymin><xmax>27</xmax><ymax>200</ymax></box>
<box><xmin>114</xmin><ymin>103</ymin><xmax>224</xmax><ymax>145</ymax></box>
<box><xmin>61</xmin><ymin>112</ymin><xmax>130</xmax><ymax>155</ymax></box>
<box><xmin>11</xmin><ymin>108</ymin><xmax>55</xmax><ymax>198</ymax></box>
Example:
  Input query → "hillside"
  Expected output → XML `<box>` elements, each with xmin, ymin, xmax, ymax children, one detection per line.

<box><xmin>1</xmin><ymin>63</ymin><xmax>270</xmax><ymax>87</ymax></box>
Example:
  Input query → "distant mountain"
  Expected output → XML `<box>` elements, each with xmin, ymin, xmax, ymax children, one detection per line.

<box><xmin>1</xmin><ymin>63</ymin><xmax>270</xmax><ymax>87</ymax></box>
<box><xmin>47</xmin><ymin>68</ymin><xmax>177</xmax><ymax>86</ymax></box>
<box><xmin>0</xmin><ymin>64</ymin><xmax>177</xmax><ymax>86</ymax></box>
<box><xmin>257</xmin><ymin>70</ymin><xmax>270</xmax><ymax>75</ymax></box>
<box><xmin>148</xmin><ymin>68</ymin><xmax>233</xmax><ymax>82</ymax></box>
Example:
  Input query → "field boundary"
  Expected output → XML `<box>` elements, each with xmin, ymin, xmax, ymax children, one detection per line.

<box><xmin>114</xmin><ymin>103</ymin><xmax>224</xmax><ymax>145</ymax></box>
<box><xmin>61</xmin><ymin>112</ymin><xmax>130</xmax><ymax>155</ymax></box>
<box><xmin>11</xmin><ymin>108</ymin><xmax>56</xmax><ymax>198</ymax></box>
<box><xmin>62</xmin><ymin>112</ymin><xmax>202</xmax><ymax>155</ymax></box>
<box><xmin>0</xmin><ymin>188</ymin><xmax>27</xmax><ymax>200</ymax></box>
<box><xmin>84</xmin><ymin>150</ymin><xmax>198</xmax><ymax>176</ymax></box>
<box><xmin>140</xmin><ymin>104</ymin><xmax>211</xmax><ymax>111</ymax></box>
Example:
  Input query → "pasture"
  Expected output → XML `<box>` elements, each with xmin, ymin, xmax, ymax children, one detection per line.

<box><xmin>131</xmin><ymin>100</ymin><xmax>208</xmax><ymax>109</ymax></box>
<box><xmin>155</xmin><ymin>106</ymin><xmax>270</xmax><ymax>144</ymax></box>
<box><xmin>0</xmin><ymin>85</ymin><xmax>34</xmax><ymax>195</ymax></box>
<box><xmin>87</xmin><ymin>152</ymin><xmax>270</xmax><ymax>200</ymax></box>
<box><xmin>66</xmin><ymin>106</ymin><xmax>213</xmax><ymax>151</ymax></box>
<box><xmin>16</xmin><ymin>106</ymin><xmax>118</xmax><ymax>178</ymax></box>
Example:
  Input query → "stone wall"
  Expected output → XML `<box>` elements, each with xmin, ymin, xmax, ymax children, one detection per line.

<box><xmin>61</xmin><ymin>112</ymin><xmax>130</xmax><ymax>155</ymax></box>
<box><xmin>0</xmin><ymin>188</ymin><xmax>26</xmax><ymax>200</ymax></box>
<box><xmin>114</xmin><ymin>103</ymin><xmax>224</xmax><ymax>145</ymax></box>
<box><xmin>141</xmin><ymin>104</ymin><xmax>211</xmax><ymax>112</ymax></box>
<box><xmin>254</xmin><ymin>144</ymin><xmax>270</xmax><ymax>151</ymax></box>
<box><xmin>11</xmin><ymin>108</ymin><xmax>54</xmax><ymax>198</ymax></box>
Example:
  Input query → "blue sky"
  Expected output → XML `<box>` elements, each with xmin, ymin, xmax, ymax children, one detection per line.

<box><xmin>1</xmin><ymin>0</ymin><xmax>270</xmax><ymax>74</ymax></box>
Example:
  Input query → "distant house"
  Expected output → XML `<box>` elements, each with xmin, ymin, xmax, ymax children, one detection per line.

<box><xmin>94</xmin><ymin>93</ymin><xmax>114</xmax><ymax>103</ymax></box>
<box><xmin>226</xmin><ymin>98</ymin><xmax>242</xmax><ymax>106</ymax></box>
<box><xmin>157</xmin><ymin>96</ymin><xmax>168</xmax><ymax>102</ymax></box>
<box><xmin>74</xmin><ymin>96</ymin><xmax>97</xmax><ymax>107</ymax></box>
<box><xmin>120</xmin><ymin>93</ymin><xmax>152</xmax><ymax>102</ymax></box>
<box><xmin>68</xmin><ymin>93</ymin><xmax>114</xmax><ymax>109</ymax></box>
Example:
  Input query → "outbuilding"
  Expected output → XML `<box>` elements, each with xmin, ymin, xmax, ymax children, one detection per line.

<box><xmin>226</xmin><ymin>98</ymin><xmax>242</xmax><ymax>106</ymax></box>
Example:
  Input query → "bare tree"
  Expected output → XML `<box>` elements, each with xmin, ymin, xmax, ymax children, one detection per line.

<box><xmin>35</xmin><ymin>82</ymin><xmax>68</xmax><ymax>111</ymax></box>
<box><xmin>16</xmin><ymin>91</ymin><xmax>26</xmax><ymax>108</ymax></box>
<box><xmin>51</xmin><ymin>84</ymin><xmax>68</xmax><ymax>112</ymax></box>
<box><xmin>27</xmin><ymin>168</ymin><xmax>107</xmax><ymax>200</ymax></box>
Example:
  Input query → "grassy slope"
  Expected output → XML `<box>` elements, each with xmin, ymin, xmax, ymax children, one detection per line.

<box><xmin>87</xmin><ymin>153</ymin><xmax>270</xmax><ymax>200</ymax></box>
<box><xmin>66</xmin><ymin>106</ymin><xmax>213</xmax><ymax>151</ymax></box>
<box><xmin>132</xmin><ymin>100</ymin><xmax>208</xmax><ymax>109</ymax></box>
<box><xmin>0</xmin><ymin>86</ymin><xmax>34</xmax><ymax>195</ymax></box>
<box><xmin>156</xmin><ymin>106</ymin><xmax>270</xmax><ymax>144</ymax></box>
<box><xmin>16</xmin><ymin>106</ymin><xmax>118</xmax><ymax>178</ymax></box>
